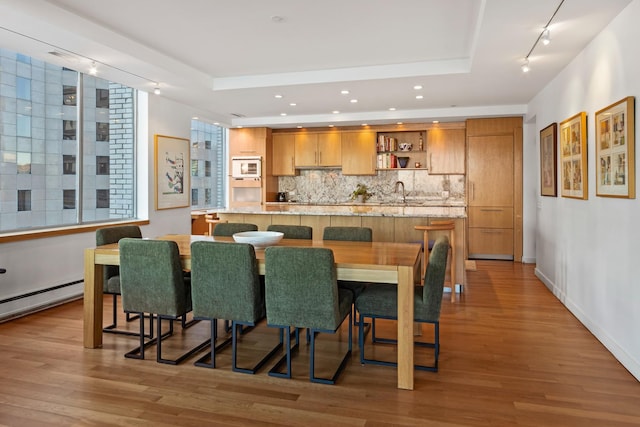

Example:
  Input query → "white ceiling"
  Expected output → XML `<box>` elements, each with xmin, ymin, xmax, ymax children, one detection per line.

<box><xmin>0</xmin><ymin>0</ymin><xmax>633</xmax><ymax>128</ymax></box>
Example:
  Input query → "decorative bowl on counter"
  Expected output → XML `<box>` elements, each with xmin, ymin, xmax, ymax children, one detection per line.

<box><xmin>398</xmin><ymin>143</ymin><xmax>413</xmax><ymax>151</ymax></box>
<box><xmin>397</xmin><ymin>157</ymin><xmax>410</xmax><ymax>168</ymax></box>
<box><xmin>232</xmin><ymin>231</ymin><xmax>283</xmax><ymax>248</ymax></box>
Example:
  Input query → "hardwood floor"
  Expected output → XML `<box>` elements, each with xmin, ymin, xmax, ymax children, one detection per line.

<box><xmin>0</xmin><ymin>261</ymin><xmax>638</xmax><ymax>426</ymax></box>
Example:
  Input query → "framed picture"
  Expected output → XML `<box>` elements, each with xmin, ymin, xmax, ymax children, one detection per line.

<box><xmin>560</xmin><ymin>112</ymin><xmax>588</xmax><ymax>199</ymax></box>
<box><xmin>595</xmin><ymin>96</ymin><xmax>635</xmax><ymax>198</ymax></box>
<box><xmin>154</xmin><ymin>134</ymin><xmax>190</xmax><ymax>210</ymax></box>
<box><xmin>540</xmin><ymin>123</ymin><xmax>558</xmax><ymax>196</ymax></box>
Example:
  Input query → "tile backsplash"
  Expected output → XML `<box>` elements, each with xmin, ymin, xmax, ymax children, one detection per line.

<box><xmin>278</xmin><ymin>169</ymin><xmax>465</xmax><ymax>204</ymax></box>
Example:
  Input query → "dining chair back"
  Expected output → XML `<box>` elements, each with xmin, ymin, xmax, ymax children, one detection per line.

<box><xmin>118</xmin><ymin>238</ymin><xmax>208</xmax><ymax>364</ymax></box>
<box><xmin>212</xmin><ymin>222</ymin><xmax>258</xmax><ymax>237</ymax></box>
<box><xmin>190</xmin><ymin>241</ymin><xmax>281</xmax><ymax>373</ymax></box>
<box><xmin>264</xmin><ymin>246</ymin><xmax>353</xmax><ymax>384</ymax></box>
<box><xmin>355</xmin><ymin>235</ymin><xmax>449</xmax><ymax>371</ymax></box>
<box><xmin>95</xmin><ymin>225</ymin><xmax>144</xmax><ymax>336</ymax></box>
<box><xmin>267</xmin><ymin>224</ymin><xmax>313</xmax><ymax>240</ymax></box>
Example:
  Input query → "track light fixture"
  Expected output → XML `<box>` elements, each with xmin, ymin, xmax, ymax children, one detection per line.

<box><xmin>153</xmin><ymin>84</ymin><xmax>161</xmax><ymax>95</ymax></box>
<box><xmin>88</xmin><ymin>61</ymin><xmax>97</xmax><ymax>75</ymax></box>
<box><xmin>520</xmin><ymin>0</ymin><xmax>564</xmax><ymax>72</ymax></box>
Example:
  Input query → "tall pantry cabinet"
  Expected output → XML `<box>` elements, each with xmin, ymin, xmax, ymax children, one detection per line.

<box><xmin>466</xmin><ymin>117</ymin><xmax>523</xmax><ymax>261</ymax></box>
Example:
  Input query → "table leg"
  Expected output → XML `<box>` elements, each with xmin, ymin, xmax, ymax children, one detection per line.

<box><xmin>396</xmin><ymin>265</ymin><xmax>415</xmax><ymax>390</ymax></box>
<box><xmin>83</xmin><ymin>248</ymin><xmax>103</xmax><ymax>348</ymax></box>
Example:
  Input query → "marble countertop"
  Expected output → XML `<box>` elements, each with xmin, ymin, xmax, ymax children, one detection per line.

<box><xmin>219</xmin><ymin>202</ymin><xmax>466</xmax><ymax>218</ymax></box>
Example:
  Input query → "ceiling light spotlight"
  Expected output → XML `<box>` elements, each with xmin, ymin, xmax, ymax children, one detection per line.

<box><xmin>350</xmin><ymin>99</ymin><xmax>358</xmax><ymax>103</ymax></box>
<box><xmin>416</xmin><ymin>95</ymin><xmax>424</xmax><ymax>99</ymax></box>
<box><xmin>88</xmin><ymin>61</ymin><xmax>97</xmax><ymax>75</ymax></box>
<box><xmin>341</xmin><ymin>90</ymin><xmax>350</xmax><ymax>95</ymax></box>
<box><xmin>153</xmin><ymin>84</ymin><xmax>161</xmax><ymax>95</ymax></box>
<box><xmin>332</xmin><ymin>110</ymin><xmax>340</xmax><ymax>114</ymax></box>
<box><xmin>413</xmin><ymin>85</ymin><xmax>423</xmax><ymax>90</ymax></box>
<box><xmin>274</xmin><ymin>94</ymin><xmax>283</xmax><ymax>99</ymax></box>
<box><xmin>280</xmin><ymin>113</ymin><xmax>287</xmax><ymax>116</ymax></box>
<box><xmin>289</xmin><ymin>103</ymin><xmax>296</xmax><ymax>106</ymax></box>
<box><xmin>542</xmin><ymin>28</ymin><xmax>551</xmax><ymax>45</ymax></box>
<box><xmin>389</xmin><ymin>107</ymin><xmax>396</xmax><ymax>111</ymax></box>
<box><xmin>521</xmin><ymin>59</ymin><xmax>530</xmax><ymax>73</ymax></box>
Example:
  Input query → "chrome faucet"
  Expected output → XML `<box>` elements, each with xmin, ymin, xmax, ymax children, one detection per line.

<box><xmin>394</xmin><ymin>181</ymin><xmax>406</xmax><ymax>203</ymax></box>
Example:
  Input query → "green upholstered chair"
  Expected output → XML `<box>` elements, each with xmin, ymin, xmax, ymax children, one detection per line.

<box><xmin>322</xmin><ymin>226</ymin><xmax>372</xmax><ymax>325</ymax></box>
<box><xmin>190</xmin><ymin>241</ymin><xmax>281</xmax><ymax>373</ymax></box>
<box><xmin>212</xmin><ymin>222</ymin><xmax>258</xmax><ymax>237</ymax></box>
<box><xmin>267</xmin><ymin>224</ymin><xmax>313</xmax><ymax>240</ymax></box>
<box><xmin>95</xmin><ymin>225</ymin><xmax>147</xmax><ymax>337</ymax></box>
<box><xmin>355</xmin><ymin>235</ymin><xmax>449</xmax><ymax>372</ymax></box>
<box><xmin>118</xmin><ymin>238</ymin><xmax>208</xmax><ymax>364</ymax></box>
<box><xmin>265</xmin><ymin>246</ymin><xmax>353</xmax><ymax>384</ymax></box>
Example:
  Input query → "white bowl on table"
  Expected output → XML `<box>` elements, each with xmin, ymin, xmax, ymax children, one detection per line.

<box><xmin>232</xmin><ymin>231</ymin><xmax>284</xmax><ymax>249</ymax></box>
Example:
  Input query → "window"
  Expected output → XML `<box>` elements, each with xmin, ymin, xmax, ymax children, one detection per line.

<box><xmin>0</xmin><ymin>49</ymin><xmax>138</xmax><ymax>233</ymax></box>
<box><xmin>96</xmin><ymin>156</ymin><xmax>109</xmax><ymax>175</ymax></box>
<box><xmin>190</xmin><ymin>119</ymin><xmax>226</xmax><ymax>209</ymax></box>
<box><xmin>96</xmin><ymin>89</ymin><xmax>109</xmax><ymax>108</ymax></box>
<box><xmin>63</xmin><ymin>155</ymin><xmax>76</xmax><ymax>175</ymax></box>
<box><xmin>17</xmin><ymin>190</ymin><xmax>31</xmax><ymax>211</ymax></box>
<box><xmin>17</xmin><ymin>152</ymin><xmax>31</xmax><ymax>174</ymax></box>
<box><xmin>17</xmin><ymin>115</ymin><xmax>31</xmax><ymax>137</ymax></box>
<box><xmin>96</xmin><ymin>190</ymin><xmax>110</xmax><ymax>208</ymax></box>
<box><xmin>17</xmin><ymin>77</ymin><xmax>31</xmax><ymax>100</ymax></box>
<box><xmin>63</xmin><ymin>120</ymin><xmax>76</xmax><ymax>140</ymax></box>
<box><xmin>63</xmin><ymin>85</ymin><xmax>77</xmax><ymax>106</ymax></box>
<box><xmin>63</xmin><ymin>190</ymin><xmax>75</xmax><ymax>209</ymax></box>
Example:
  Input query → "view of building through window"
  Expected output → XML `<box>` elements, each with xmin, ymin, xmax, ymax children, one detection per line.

<box><xmin>190</xmin><ymin>119</ymin><xmax>226</xmax><ymax>209</ymax></box>
<box><xmin>0</xmin><ymin>48</ymin><xmax>137</xmax><ymax>232</ymax></box>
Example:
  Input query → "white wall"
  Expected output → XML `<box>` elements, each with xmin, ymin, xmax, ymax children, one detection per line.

<box><xmin>529</xmin><ymin>0</ymin><xmax>640</xmax><ymax>380</ymax></box>
<box><xmin>0</xmin><ymin>93</ymin><xmax>211</xmax><ymax>319</ymax></box>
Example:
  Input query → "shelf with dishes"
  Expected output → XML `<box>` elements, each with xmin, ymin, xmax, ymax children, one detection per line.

<box><xmin>376</xmin><ymin>130</ymin><xmax>426</xmax><ymax>170</ymax></box>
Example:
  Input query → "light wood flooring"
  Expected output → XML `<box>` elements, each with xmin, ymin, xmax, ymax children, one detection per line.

<box><xmin>0</xmin><ymin>261</ymin><xmax>639</xmax><ymax>426</ymax></box>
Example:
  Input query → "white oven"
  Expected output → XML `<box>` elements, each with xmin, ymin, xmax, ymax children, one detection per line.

<box><xmin>231</xmin><ymin>156</ymin><xmax>262</xmax><ymax>179</ymax></box>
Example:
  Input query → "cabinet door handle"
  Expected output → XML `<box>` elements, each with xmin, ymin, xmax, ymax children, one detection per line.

<box><xmin>315</xmin><ymin>151</ymin><xmax>317</xmax><ymax>164</ymax></box>
<box><xmin>319</xmin><ymin>151</ymin><xmax>322</xmax><ymax>164</ymax></box>
<box><xmin>480</xmin><ymin>229</ymin><xmax>504</xmax><ymax>234</ymax></box>
<box><xmin>430</xmin><ymin>153</ymin><xmax>433</xmax><ymax>170</ymax></box>
<box><xmin>480</xmin><ymin>208</ymin><xmax>504</xmax><ymax>212</ymax></box>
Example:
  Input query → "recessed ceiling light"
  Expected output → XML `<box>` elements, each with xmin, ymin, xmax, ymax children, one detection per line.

<box><xmin>213</xmin><ymin>122</ymin><xmax>220</xmax><ymax>125</ymax></box>
<box><xmin>341</xmin><ymin>90</ymin><xmax>350</xmax><ymax>95</ymax></box>
<box><xmin>397</xmin><ymin>122</ymin><xmax>403</xmax><ymax>125</ymax></box>
<box><xmin>297</xmin><ymin>125</ymin><xmax>303</xmax><ymax>128</ymax></box>
<box><xmin>280</xmin><ymin>113</ymin><xmax>287</xmax><ymax>116</ymax></box>
<box><xmin>237</xmin><ymin>126</ymin><xmax>243</xmax><ymax>128</ymax></box>
<box><xmin>332</xmin><ymin>110</ymin><xmax>340</xmax><ymax>114</ymax></box>
<box><xmin>274</xmin><ymin>94</ymin><xmax>283</xmax><ymax>99</ymax></box>
<box><xmin>192</xmin><ymin>116</ymin><xmax>199</xmax><ymax>120</ymax></box>
<box><xmin>388</xmin><ymin>107</ymin><xmax>396</xmax><ymax>111</ymax></box>
<box><xmin>328</xmin><ymin>124</ymin><xmax>334</xmax><ymax>127</ymax></box>
<box><xmin>433</xmin><ymin>120</ymin><xmax>439</xmax><ymax>124</ymax></box>
<box><xmin>414</xmin><ymin>85</ymin><xmax>423</xmax><ymax>90</ymax></box>
<box><xmin>350</xmin><ymin>99</ymin><xmax>358</xmax><ymax>103</ymax></box>
<box><xmin>416</xmin><ymin>95</ymin><xmax>424</xmax><ymax>99</ymax></box>
<box><xmin>361</xmin><ymin>123</ymin><xmax>368</xmax><ymax>126</ymax></box>
<box><xmin>289</xmin><ymin>103</ymin><xmax>296</xmax><ymax>106</ymax></box>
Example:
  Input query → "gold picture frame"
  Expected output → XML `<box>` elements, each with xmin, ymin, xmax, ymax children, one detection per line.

<box><xmin>595</xmin><ymin>96</ymin><xmax>635</xmax><ymax>198</ymax></box>
<box><xmin>154</xmin><ymin>134</ymin><xmax>190</xmax><ymax>210</ymax></box>
<box><xmin>540</xmin><ymin>123</ymin><xmax>558</xmax><ymax>197</ymax></box>
<box><xmin>560</xmin><ymin>112</ymin><xmax>588</xmax><ymax>199</ymax></box>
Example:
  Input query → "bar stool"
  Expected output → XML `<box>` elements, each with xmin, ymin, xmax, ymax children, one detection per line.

<box><xmin>415</xmin><ymin>220</ymin><xmax>456</xmax><ymax>302</ymax></box>
<box><xmin>205</xmin><ymin>214</ymin><xmax>226</xmax><ymax>236</ymax></box>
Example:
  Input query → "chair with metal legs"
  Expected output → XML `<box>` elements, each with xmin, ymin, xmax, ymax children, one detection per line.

<box><xmin>265</xmin><ymin>246</ymin><xmax>353</xmax><ymax>384</ymax></box>
<box><xmin>190</xmin><ymin>240</ymin><xmax>281</xmax><ymax>373</ymax></box>
<box><xmin>119</xmin><ymin>238</ymin><xmax>209</xmax><ymax>364</ymax></box>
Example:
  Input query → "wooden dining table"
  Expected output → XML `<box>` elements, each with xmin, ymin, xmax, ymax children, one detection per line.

<box><xmin>83</xmin><ymin>234</ymin><xmax>422</xmax><ymax>390</ymax></box>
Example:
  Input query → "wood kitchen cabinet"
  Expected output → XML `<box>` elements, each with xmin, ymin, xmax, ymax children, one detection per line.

<box><xmin>272</xmin><ymin>133</ymin><xmax>296</xmax><ymax>176</ymax></box>
<box><xmin>426</xmin><ymin>128</ymin><xmax>465</xmax><ymax>174</ymax></box>
<box><xmin>295</xmin><ymin>132</ymin><xmax>341</xmax><ymax>167</ymax></box>
<box><xmin>229</xmin><ymin>127</ymin><xmax>269</xmax><ymax>157</ymax></box>
<box><xmin>341</xmin><ymin>130</ymin><xmax>377</xmax><ymax>175</ymax></box>
<box><xmin>466</xmin><ymin>117</ymin><xmax>522</xmax><ymax>261</ymax></box>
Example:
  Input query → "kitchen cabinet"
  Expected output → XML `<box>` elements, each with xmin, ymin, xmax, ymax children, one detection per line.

<box><xmin>229</xmin><ymin>127</ymin><xmax>269</xmax><ymax>157</ymax></box>
<box><xmin>295</xmin><ymin>132</ymin><xmax>341</xmax><ymax>167</ymax></box>
<box><xmin>376</xmin><ymin>130</ymin><xmax>426</xmax><ymax>170</ymax></box>
<box><xmin>272</xmin><ymin>133</ymin><xmax>296</xmax><ymax>176</ymax></box>
<box><xmin>426</xmin><ymin>128</ymin><xmax>465</xmax><ymax>174</ymax></box>
<box><xmin>341</xmin><ymin>130</ymin><xmax>377</xmax><ymax>175</ymax></box>
<box><xmin>466</xmin><ymin>117</ymin><xmax>522</xmax><ymax>261</ymax></box>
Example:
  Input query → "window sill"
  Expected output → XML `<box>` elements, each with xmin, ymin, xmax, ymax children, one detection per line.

<box><xmin>0</xmin><ymin>219</ymin><xmax>150</xmax><ymax>244</ymax></box>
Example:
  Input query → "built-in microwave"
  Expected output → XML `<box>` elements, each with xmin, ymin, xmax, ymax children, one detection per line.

<box><xmin>231</xmin><ymin>156</ymin><xmax>262</xmax><ymax>179</ymax></box>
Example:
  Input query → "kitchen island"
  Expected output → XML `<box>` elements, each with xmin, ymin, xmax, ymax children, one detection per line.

<box><xmin>217</xmin><ymin>202</ymin><xmax>466</xmax><ymax>290</ymax></box>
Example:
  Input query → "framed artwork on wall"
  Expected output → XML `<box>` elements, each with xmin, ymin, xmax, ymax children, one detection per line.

<box><xmin>154</xmin><ymin>134</ymin><xmax>190</xmax><ymax>210</ymax></box>
<box><xmin>560</xmin><ymin>112</ymin><xmax>588</xmax><ymax>199</ymax></box>
<box><xmin>595</xmin><ymin>96</ymin><xmax>635</xmax><ymax>198</ymax></box>
<box><xmin>540</xmin><ymin>123</ymin><xmax>558</xmax><ymax>197</ymax></box>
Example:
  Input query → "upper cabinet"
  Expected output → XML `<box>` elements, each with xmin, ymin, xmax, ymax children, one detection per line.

<box><xmin>341</xmin><ymin>130</ymin><xmax>377</xmax><ymax>175</ymax></box>
<box><xmin>426</xmin><ymin>128</ymin><xmax>466</xmax><ymax>174</ymax></box>
<box><xmin>376</xmin><ymin>130</ymin><xmax>426</xmax><ymax>170</ymax></box>
<box><xmin>295</xmin><ymin>132</ymin><xmax>341</xmax><ymax>167</ymax></box>
<box><xmin>229</xmin><ymin>127</ymin><xmax>269</xmax><ymax>157</ymax></box>
<box><xmin>272</xmin><ymin>133</ymin><xmax>296</xmax><ymax>176</ymax></box>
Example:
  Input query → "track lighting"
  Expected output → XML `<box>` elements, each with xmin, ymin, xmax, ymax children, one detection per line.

<box><xmin>88</xmin><ymin>61</ymin><xmax>97</xmax><ymax>75</ymax></box>
<box><xmin>153</xmin><ymin>84</ymin><xmax>161</xmax><ymax>95</ymax></box>
<box><xmin>541</xmin><ymin>28</ymin><xmax>551</xmax><ymax>45</ymax></box>
<box><xmin>521</xmin><ymin>59</ymin><xmax>530</xmax><ymax>73</ymax></box>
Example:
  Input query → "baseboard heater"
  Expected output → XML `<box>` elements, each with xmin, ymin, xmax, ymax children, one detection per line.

<box><xmin>0</xmin><ymin>279</ymin><xmax>83</xmax><ymax>322</ymax></box>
